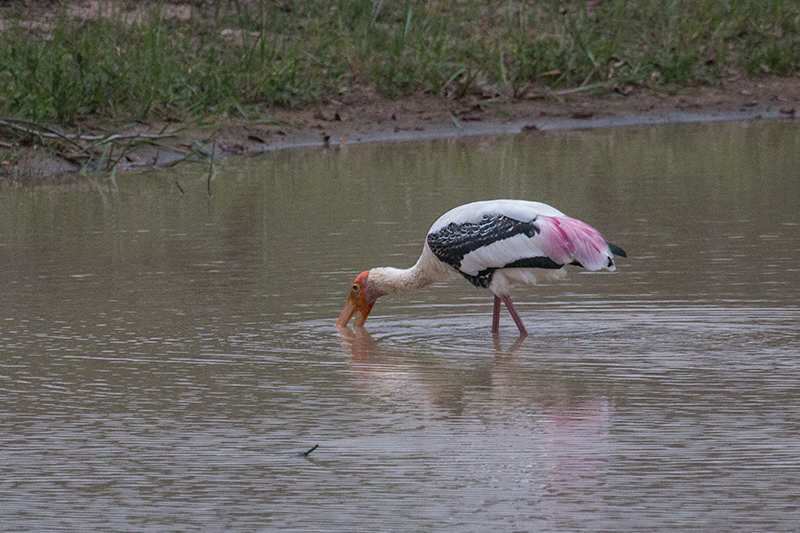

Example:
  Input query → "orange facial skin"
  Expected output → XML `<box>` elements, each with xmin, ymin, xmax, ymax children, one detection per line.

<box><xmin>337</xmin><ymin>271</ymin><xmax>381</xmax><ymax>328</ymax></box>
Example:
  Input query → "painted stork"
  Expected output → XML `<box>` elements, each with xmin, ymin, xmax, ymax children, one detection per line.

<box><xmin>337</xmin><ymin>199</ymin><xmax>626</xmax><ymax>336</ymax></box>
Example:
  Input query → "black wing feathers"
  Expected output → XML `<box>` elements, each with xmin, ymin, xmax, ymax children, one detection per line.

<box><xmin>427</xmin><ymin>214</ymin><xmax>562</xmax><ymax>288</ymax></box>
<box><xmin>427</xmin><ymin>215</ymin><xmax>539</xmax><ymax>271</ymax></box>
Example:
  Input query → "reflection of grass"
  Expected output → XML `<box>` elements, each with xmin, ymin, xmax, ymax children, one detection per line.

<box><xmin>0</xmin><ymin>1</ymin><xmax>798</xmax><ymax>124</ymax></box>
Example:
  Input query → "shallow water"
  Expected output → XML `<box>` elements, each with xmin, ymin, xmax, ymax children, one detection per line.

<box><xmin>2</xmin><ymin>119</ymin><xmax>800</xmax><ymax>531</ymax></box>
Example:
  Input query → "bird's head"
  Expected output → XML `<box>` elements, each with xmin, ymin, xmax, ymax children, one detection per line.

<box><xmin>337</xmin><ymin>270</ymin><xmax>383</xmax><ymax>328</ymax></box>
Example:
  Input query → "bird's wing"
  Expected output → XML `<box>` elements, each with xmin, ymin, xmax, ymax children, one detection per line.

<box><xmin>426</xmin><ymin>201</ymin><xmax>618</xmax><ymax>288</ymax></box>
<box><xmin>426</xmin><ymin>213</ymin><xmax>558</xmax><ymax>288</ymax></box>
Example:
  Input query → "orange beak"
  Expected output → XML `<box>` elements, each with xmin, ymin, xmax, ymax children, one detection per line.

<box><xmin>337</xmin><ymin>271</ymin><xmax>379</xmax><ymax>328</ymax></box>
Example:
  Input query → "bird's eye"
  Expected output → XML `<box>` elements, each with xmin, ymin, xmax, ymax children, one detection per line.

<box><xmin>352</xmin><ymin>284</ymin><xmax>359</xmax><ymax>292</ymax></box>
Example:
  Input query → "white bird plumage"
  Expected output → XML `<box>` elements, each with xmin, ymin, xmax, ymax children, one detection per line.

<box><xmin>337</xmin><ymin>199</ymin><xmax>626</xmax><ymax>336</ymax></box>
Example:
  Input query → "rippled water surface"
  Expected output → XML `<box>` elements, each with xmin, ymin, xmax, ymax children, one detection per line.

<box><xmin>2</xmin><ymin>120</ymin><xmax>800</xmax><ymax>531</ymax></box>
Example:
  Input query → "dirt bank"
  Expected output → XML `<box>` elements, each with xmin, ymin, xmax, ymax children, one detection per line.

<box><xmin>3</xmin><ymin>75</ymin><xmax>800</xmax><ymax>182</ymax></box>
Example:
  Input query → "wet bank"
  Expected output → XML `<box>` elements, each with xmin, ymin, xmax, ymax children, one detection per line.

<box><xmin>2</xmin><ymin>75</ymin><xmax>800</xmax><ymax>182</ymax></box>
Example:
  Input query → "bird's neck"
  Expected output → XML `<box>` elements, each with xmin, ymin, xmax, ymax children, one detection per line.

<box><xmin>368</xmin><ymin>265</ymin><xmax>432</xmax><ymax>295</ymax></box>
<box><xmin>369</xmin><ymin>245</ymin><xmax>453</xmax><ymax>295</ymax></box>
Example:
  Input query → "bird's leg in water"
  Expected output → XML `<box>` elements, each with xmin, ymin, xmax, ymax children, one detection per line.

<box><xmin>502</xmin><ymin>295</ymin><xmax>528</xmax><ymax>337</ymax></box>
<box><xmin>492</xmin><ymin>296</ymin><xmax>501</xmax><ymax>333</ymax></box>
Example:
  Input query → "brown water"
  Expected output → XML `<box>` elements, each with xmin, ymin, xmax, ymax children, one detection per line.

<box><xmin>2</xmin><ymin>119</ymin><xmax>799</xmax><ymax>531</ymax></box>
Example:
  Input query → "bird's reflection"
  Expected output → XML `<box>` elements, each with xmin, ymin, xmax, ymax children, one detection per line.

<box><xmin>336</xmin><ymin>326</ymin><xmax>379</xmax><ymax>364</ymax></box>
<box><xmin>336</xmin><ymin>324</ymin><xmax>612</xmax><ymax>512</ymax></box>
<box><xmin>492</xmin><ymin>330</ymin><xmax>529</xmax><ymax>354</ymax></box>
<box><xmin>338</xmin><ymin>325</ymin><xmax>528</xmax><ymax>361</ymax></box>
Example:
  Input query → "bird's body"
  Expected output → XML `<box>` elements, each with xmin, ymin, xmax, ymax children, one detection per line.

<box><xmin>337</xmin><ymin>199</ymin><xmax>626</xmax><ymax>336</ymax></box>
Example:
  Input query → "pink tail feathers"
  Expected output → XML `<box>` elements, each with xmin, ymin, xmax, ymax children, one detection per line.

<box><xmin>537</xmin><ymin>216</ymin><xmax>614</xmax><ymax>271</ymax></box>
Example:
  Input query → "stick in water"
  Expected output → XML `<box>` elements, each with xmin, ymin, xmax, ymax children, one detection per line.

<box><xmin>294</xmin><ymin>444</ymin><xmax>319</xmax><ymax>458</ymax></box>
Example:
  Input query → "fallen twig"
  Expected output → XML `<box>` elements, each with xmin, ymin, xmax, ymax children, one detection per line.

<box><xmin>83</xmin><ymin>130</ymin><xmax>177</xmax><ymax>151</ymax></box>
<box><xmin>0</xmin><ymin>117</ymin><xmax>90</xmax><ymax>155</ymax></box>
<box><xmin>553</xmin><ymin>80</ymin><xmax>616</xmax><ymax>95</ymax></box>
<box><xmin>0</xmin><ymin>116</ymin><xmax>208</xmax><ymax>174</ymax></box>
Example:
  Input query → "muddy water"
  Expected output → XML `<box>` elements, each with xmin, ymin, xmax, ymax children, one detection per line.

<box><xmin>2</xmin><ymin>119</ymin><xmax>799</xmax><ymax>531</ymax></box>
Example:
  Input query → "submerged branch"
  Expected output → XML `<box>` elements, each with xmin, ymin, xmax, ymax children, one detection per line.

<box><xmin>294</xmin><ymin>444</ymin><xmax>319</xmax><ymax>458</ymax></box>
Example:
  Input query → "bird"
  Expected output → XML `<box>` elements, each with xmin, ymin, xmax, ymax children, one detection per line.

<box><xmin>336</xmin><ymin>199</ymin><xmax>626</xmax><ymax>336</ymax></box>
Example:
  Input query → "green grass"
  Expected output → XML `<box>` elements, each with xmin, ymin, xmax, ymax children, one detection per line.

<box><xmin>0</xmin><ymin>0</ymin><xmax>799</xmax><ymax>124</ymax></box>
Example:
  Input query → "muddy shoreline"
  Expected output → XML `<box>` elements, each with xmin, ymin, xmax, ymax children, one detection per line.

<box><xmin>3</xmin><ymin>76</ymin><xmax>800</xmax><ymax>182</ymax></box>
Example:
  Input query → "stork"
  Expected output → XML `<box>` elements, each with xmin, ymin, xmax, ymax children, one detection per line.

<box><xmin>336</xmin><ymin>199</ymin><xmax>626</xmax><ymax>336</ymax></box>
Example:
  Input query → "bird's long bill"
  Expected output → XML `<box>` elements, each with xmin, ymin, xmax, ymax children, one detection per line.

<box><xmin>337</xmin><ymin>298</ymin><xmax>359</xmax><ymax>328</ymax></box>
<box><xmin>336</xmin><ymin>295</ymin><xmax>374</xmax><ymax>328</ymax></box>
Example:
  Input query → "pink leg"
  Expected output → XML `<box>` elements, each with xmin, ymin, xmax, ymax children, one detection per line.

<box><xmin>492</xmin><ymin>296</ymin><xmax>501</xmax><ymax>333</ymax></box>
<box><xmin>501</xmin><ymin>295</ymin><xmax>528</xmax><ymax>337</ymax></box>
